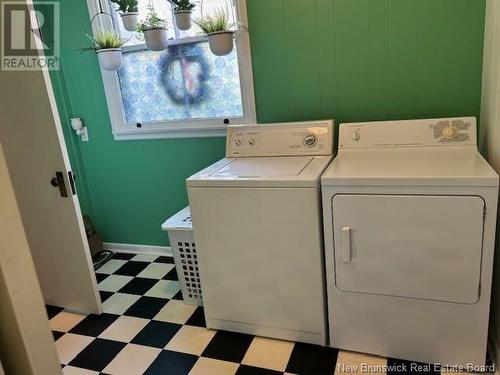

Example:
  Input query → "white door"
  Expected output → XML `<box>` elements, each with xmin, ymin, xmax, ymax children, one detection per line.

<box><xmin>332</xmin><ymin>194</ymin><xmax>484</xmax><ymax>304</ymax></box>
<box><xmin>0</xmin><ymin>6</ymin><xmax>101</xmax><ymax>313</ymax></box>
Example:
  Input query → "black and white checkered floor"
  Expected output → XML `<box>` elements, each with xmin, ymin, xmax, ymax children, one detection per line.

<box><xmin>48</xmin><ymin>253</ymin><xmax>494</xmax><ymax>375</ymax></box>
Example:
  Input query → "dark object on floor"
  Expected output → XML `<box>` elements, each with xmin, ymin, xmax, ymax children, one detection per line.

<box><xmin>92</xmin><ymin>250</ymin><xmax>114</xmax><ymax>270</ymax></box>
<box><xmin>88</xmin><ymin>231</ymin><xmax>103</xmax><ymax>255</ymax></box>
<box><xmin>83</xmin><ymin>214</ymin><xmax>104</xmax><ymax>257</ymax></box>
<box><xmin>84</xmin><ymin>214</ymin><xmax>112</xmax><ymax>269</ymax></box>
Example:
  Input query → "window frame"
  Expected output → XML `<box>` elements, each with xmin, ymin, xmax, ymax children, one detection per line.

<box><xmin>85</xmin><ymin>0</ymin><xmax>256</xmax><ymax>140</ymax></box>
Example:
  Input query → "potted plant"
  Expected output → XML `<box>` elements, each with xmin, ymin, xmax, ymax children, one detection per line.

<box><xmin>111</xmin><ymin>0</ymin><xmax>139</xmax><ymax>32</ymax></box>
<box><xmin>137</xmin><ymin>5</ymin><xmax>169</xmax><ymax>51</ymax></box>
<box><xmin>195</xmin><ymin>9</ymin><xmax>234</xmax><ymax>56</ymax></box>
<box><xmin>171</xmin><ymin>0</ymin><xmax>195</xmax><ymax>31</ymax></box>
<box><xmin>84</xmin><ymin>30</ymin><xmax>126</xmax><ymax>71</ymax></box>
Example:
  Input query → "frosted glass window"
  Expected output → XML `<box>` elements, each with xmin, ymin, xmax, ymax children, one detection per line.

<box><xmin>117</xmin><ymin>42</ymin><xmax>243</xmax><ymax>123</ymax></box>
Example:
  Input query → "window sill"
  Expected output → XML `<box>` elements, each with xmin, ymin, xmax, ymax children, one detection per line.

<box><xmin>112</xmin><ymin>126</ymin><xmax>228</xmax><ymax>141</ymax></box>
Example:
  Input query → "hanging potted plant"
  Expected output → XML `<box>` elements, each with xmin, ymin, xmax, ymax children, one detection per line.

<box><xmin>83</xmin><ymin>30</ymin><xmax>126</xmax><ymax>71</ymax></box>
<box><xmin>195</xmin><ymin>9</ymin><xmax>234</xmax><ymax>56</ymax></box>
<box><xmin>171</xmin><ymin>0</ymin><xmax>195</xmax><ymax>31</ymax></box>
<box><xmin>111</xmin><ymin>0</ymin><xmax>139</xmax><ymax>32</ymax></box>
<box><xmin>137</xmin><ymin>5</ymin><xmax>169</xmax><ymax>51</ymax></box>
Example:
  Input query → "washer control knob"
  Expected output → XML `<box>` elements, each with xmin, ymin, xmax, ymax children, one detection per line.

<box><xmin>443</xmin><ymin>125</ymin><xmax>458</xmax><ymax>139</ymax></box>
<box><xmin>304</xmin><ymin>134</ymin><xmax>317</xmax><ymax>147</ymax></box>
<box><xmin>235</xmin><ymin>139</ymin><xmax>242</xmax><ymax>147</ymax></box>
<box><xmin>248</xmin><ymin>139</ymin><xmax>256</xmax><ymax>146</ymax></box>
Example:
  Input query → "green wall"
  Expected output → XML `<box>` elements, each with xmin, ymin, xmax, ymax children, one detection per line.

<box><xmin>52</xmin><ymin>0</ymin><xmax>486</xmax><ymax>246</ymax></box>
<box><xmin>248</xmin><ymin>0</ymin><xmax>485</xmax><ymax>123</ymax></box>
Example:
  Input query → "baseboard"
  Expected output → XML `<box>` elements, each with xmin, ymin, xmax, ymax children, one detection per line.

<box><xmin>488</xmin><ymin>330</ymin><xmax>500</xmax><ymax>374</ymax></box>
<box><xmin>103</xmin><ymin>242</ymin><xmax>172</xmax><ymax>257</ymax></box>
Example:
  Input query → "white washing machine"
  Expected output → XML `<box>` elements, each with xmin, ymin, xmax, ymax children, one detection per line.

<box><xmin>322</xmin><ymin>117</ymin><xmax>499</xmax><ymax>366</ymax></box>
<box><xmin>187</xmin><ymin>120</ymin><xmax>334</xmax><ymax>345</ymax></box>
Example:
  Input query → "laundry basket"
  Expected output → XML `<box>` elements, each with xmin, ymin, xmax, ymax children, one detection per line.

<box><xmin>161</xmin><ymin>207</ymin><xmax>202</xmax><ymax>306</ymax></box>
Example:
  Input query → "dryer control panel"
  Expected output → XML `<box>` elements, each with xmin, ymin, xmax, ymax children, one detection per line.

<box><xmin>226</xmin><ymin>120</ymin><xmax>334</xmax><ymax>157</ymax></box>
<box><xmin>338</xmin><ymin>117</ymin><xmax>477</xmax><ymax>149</ymax></box>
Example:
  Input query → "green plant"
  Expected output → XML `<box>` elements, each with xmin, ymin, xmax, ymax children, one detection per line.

<box><xmin>137</xmin><ymin>5</ymin><xmax>167</xmax><ymax>31</ymax></box>
<box><xmin>111</xmin><ymin>0</ymin><xmax>138</xmax><ymax>13</ymax></box>
<box><xmin>194</xmin><ymin>9</ymin><xmax>232</xmax><ymax>34</ymax></box>
<box><xmin>170</xmin><ymin>0</ymin><xmax>195</xmax><ymax>11</ymax></box>
<box><xmin>84</xmin><ymin>30</ymin><xmax>126</xmax><ymax>51</ymax></box>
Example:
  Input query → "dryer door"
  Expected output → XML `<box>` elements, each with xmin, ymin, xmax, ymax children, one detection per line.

<box><xmin>332</xmin><ymin>194</ymin><xmax>484</xmax><ymax>304</ymax></box>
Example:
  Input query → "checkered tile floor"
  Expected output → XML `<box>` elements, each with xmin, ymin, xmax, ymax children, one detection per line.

<box><xmin>48</xmin><ymin>253</ymin><xmax>494</xmax><ymax>375</ymax></box>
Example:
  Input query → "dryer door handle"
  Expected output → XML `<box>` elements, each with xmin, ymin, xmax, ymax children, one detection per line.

<box><xmin>341</xmin><ymin>226</ymin><xmax>352</xmax><ymax>263</ymax></box>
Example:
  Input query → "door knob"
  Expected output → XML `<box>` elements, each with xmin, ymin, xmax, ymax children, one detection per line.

<box><xmin>50</xmin><ymin>172</ymin><xmax>68</xmax><ymax>197</ymax></box>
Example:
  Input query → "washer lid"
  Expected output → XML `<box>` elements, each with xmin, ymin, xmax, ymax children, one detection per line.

<box><xmin>322</xmin><ymin>148</ymin><xmax>499</xmax><ymax>187</ymax></box>
<box><xmin>211</xmin><ymin>156</ymin><xmax>312</xmax><ymax>178</ymax></box>
<box><xmin>187</xmin><ymin>155</ymin><xmax>333</xmax><ymax>188</ymax></box>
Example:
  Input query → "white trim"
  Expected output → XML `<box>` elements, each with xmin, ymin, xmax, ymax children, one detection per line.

<box><xmin>113</xmin><ymin>126</ymin><xmax>226</xmax><ymax>140</ymax></box>
<box><xmin>86</xmin><ymin>0</ymin><xmax>256</xmax><ymax>141</ymax></box>
<box><xmin>103</xmin><ymin>242</ymin><xmax>173</xmax><ymax>257</ymax></box>
<box><xmin>234</xmin><ymin>0</ymin><xmax>256</xmax><ymax>128</ymax></box>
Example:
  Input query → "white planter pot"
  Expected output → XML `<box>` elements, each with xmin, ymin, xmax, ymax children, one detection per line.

<box><xmin>120</xmin><ymin>12</ymin><xmax>139</xmax><ymax>32</ymax></box>
<box><xmin>207</xmin><ymin>31</ymin><xmax>234</xmax><ymax>56</ymax></box>
<box><xmin>143</xmin><ymin>28</ymin><xmax>169</xmax><ymax>51</ymax></box>
<box><xmin>174</xmin><ymin>10</ymin><xmax>192</xmax><ymax>31</ymax></box>
<box><xmin>96</xmin><ymin>48</ymin><xmax>123</xmax><ymax>71</ymax></box>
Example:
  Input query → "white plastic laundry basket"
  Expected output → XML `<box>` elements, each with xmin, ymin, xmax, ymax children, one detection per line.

<box><xmin>161</xmin><ymin>207</ymin><xmax>202</xmax><ymax>306</ymax></box>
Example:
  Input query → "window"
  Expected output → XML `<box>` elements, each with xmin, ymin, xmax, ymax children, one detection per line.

<box><xmin>87</xmin><ymin>0</ymin><xmax>255</xmax><ymax>140</ymax></box>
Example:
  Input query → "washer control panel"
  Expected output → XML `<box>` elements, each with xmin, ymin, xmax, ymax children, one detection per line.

<box><xmin>226</xmin><ymin>120</ymin><xmax>334</xmax><ymax>157</ymax></box>
<box><xmin>338</xmin><ymin>117</ymin><xmax>476</xmax><ymax>149</ymax></box>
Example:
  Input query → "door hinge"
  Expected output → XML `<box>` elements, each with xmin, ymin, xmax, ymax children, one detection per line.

<box><xmin>68</xmin><ymin>171</ymin><xmax>77</xmax><ymax>195</ymax></box>
<box><xmin>483</xmin><ymin>207</ymin><xmax>487</xmax><ymax>220</ymax></box>
<box><xmin>478</xmin><ymin>283</ymin><xmax>482</xmax><ymax>298</ymax></box>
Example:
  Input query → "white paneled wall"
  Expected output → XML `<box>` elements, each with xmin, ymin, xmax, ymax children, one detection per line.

<box><xmin>480</xmin><ymin>0</ymin><xmax>500</xmax><ymax>368</ymax></box>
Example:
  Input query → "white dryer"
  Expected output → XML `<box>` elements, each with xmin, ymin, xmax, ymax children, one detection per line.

<box><xmin>322</xmin><ymin>117</ymin><xmax>498</xmax><ymax>366</ymax></box>
<box><xmin>187</xmin><ymin>120</ymin><xmax>334</xmax><ymax>345</ymax></box>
